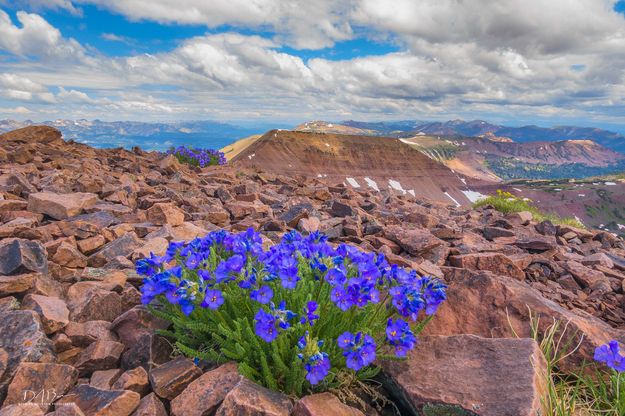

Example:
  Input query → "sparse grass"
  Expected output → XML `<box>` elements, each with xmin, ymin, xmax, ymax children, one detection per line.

<box><xmin>509</xmin><ymin>310</ymin><xmax>589</xmax><ymax>416</ymax></box>
<box><xmin>510</xmin><ymin>310</ymin><xmax>625</xmax><ymax>415</ymax></box>
<box><xmin>473</xmin><ymin>190</ymin><xmax>585</xmax><ymax>228</ymax></box>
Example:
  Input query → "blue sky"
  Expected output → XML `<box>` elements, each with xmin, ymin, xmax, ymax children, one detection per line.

<box><xmin>0</xmin><ymin>0</ymin><xmax>625</xmax><ymax>133</ymax></box>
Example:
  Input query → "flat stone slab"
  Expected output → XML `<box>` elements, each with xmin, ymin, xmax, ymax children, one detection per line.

<box><xmin>382</xmin><ymin>335</ymin><xmax>547</xmax><ymax>416</ymax></box>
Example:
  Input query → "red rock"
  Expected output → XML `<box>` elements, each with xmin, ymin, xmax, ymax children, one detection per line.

<box><xmin>0</xmin><ymin>200</ymin><xmax>29</xmax><ymax>212</ymax></box>
<box><xmin>28</xmin><ymin>192</ymin><xmax>97</xmax><ymax>220</ymax></box>
<box><xmin>131</xmin><ymin>392</ymin><xmax>167</xmax><ymax>416</ymax></box>
<box><xmin>67</xmin><ymin>283</ymin><xmax>122</xmax><ymax>322</ymax></box>
<box><xmin>52</xmin><ymin>243</ymin><xmax>88</xmax><ymax>268</ymax></box>
<box><xmin>112</xmin><ymin>367</ymin><xmax>149</xmax><ymax>396</ymax></box>
<box><xmin>131</xmin><ymin>237</ymin><xmax>168</xmax><ymax>260</ymax></box>
<box><xmin>297</xmin><ymin>217</ymin><xmax>320</xmax><ymax>234</ymax></box>
<box><xmin>582</xmin><ymin>252</ymin><xmax>614</xmax><ymax>268</ymax></box>
<box><xmin>44</xmin><ymin>405</ymin><xmax>85</xmax><ymax>415</ymax></box>
<box><xmin>120</xmin><ymin>333</ymin><xmax>172</xmax><ymax>371</ymax></box>
<box><xmin>170</xmin><ymin>362</ymin><xmax>241</xmax><ymax>416</ymax></box>
<box><xmin>564</xmin><ymin>260</ymin><xmax>611</xmax><ymax>291</ymax></box>
<box><xmin>514</xmin><ymin>235</ymin><xmax>558</xmax><ymax>251</ymax></box>
<box><xmin>426</xmin><ymin>268</ymin><xmax>625</xmax><ymax>371</ymax></box>
<box><xmin>4</xmin><ymin>363</ymin><xmax>78</xmax><ymax>411</ymax></box>
<box><xmin>0</xmin><ymin>239</ymin><xmax>48</xmax><ymax>275</ymax></box>
<box><xmin>384</xmin><ymin>226</ymin><xmax>446</xmax><ymax>257</ymax></box>
<box><xmin>215</xmin><ymin>378</ymin><xmax>292</xmax><ymax>416</ymax></box>
<box><xmin>74</xmin><ymin>341</ymin><xmax>125</xmax><ymax>376</ymax></box>
<box><xmin>58</xmin><ymin>212</ymin><xmax>117</xmax><ymax>239</ymax></box>
<box><xmin>77</xmin><ymin>235</ymin><xmax>106</xmax><ymax>254</ymax></box>
<box><xmin>505</xmin><ymin>211</ymin><xmax>533</xmax><ymax>225</ymax></box>
<box><xmin>449</xmin><ymin>252</ymin><xmax>525</xmax><ymax>281</ymax></box>
<box><xmin>110</xmin><ymin>306</ymin><xmax>170</xmax><ymax>347</ymax></box>
<box><xmin>148</xmin><ymin>357</ymin><xmax>202</xmax><ymax>400</ymax></box>
<box><xmin>1</xmin><ymin>125</ymin><xmax>62</xmax><ymax>144</ymax></box>
<box><xmin>88</xmin><ymin>233</ymin><xmax>142</xmax><ymax>268</ymax></box>
<box><xmin>292</xmin><ymin>393</ymin><xmax>364</xmax><ymax>416</ymax></box>
<box><xmin>64</xmin><ymin>321</ymin><xmax>118</xmax><ymax>347</ymax></box>
<box><xmin>201</xmin><ymin>206</ymin><xmax>230</xmax><ymax>226</ymax></box>
<box><xmin>90</xmin><ymin>369</ymin><xmax>123</xmax><ymax>390</ymax></box>
<box><xmin>22</xmin><ymin>294</ymin><xmax>70</xmax><ymax>334</ymax></box>
<box><xmin>0</xmin><ymin>404</ymin><xmax>45</xmax><ymax>416</ymax></box>
<box><xmin>147</xmin><ymin>203</ymin><xmax>185</xmax><ymax>226</ymax></box>
<box><xmin>159</xmin><ymin>154</ymin><xmax>181</xmax><ymax>174</ymax></box>
<box><xmin>0</xmin><ymin>348</ymin><xmax>8</xmax><ymax>381</ymax></box>
<box><xmin>330</xmin><ymin>200</ymin><xmax>354</xmax><ymax>217</ymax></box>
<box><xmin>55</xmin><ymin>384</ymin><xmax>140</xmax><ymax>416</ymax></box>
<box><xmin>0</xmin><ymin>273</ymin><xmax>35</xmax><ymax>295</ymax></box>
<box><xmin>382</xmin><ymin>335</ymin><xmax>546</xmax><ymax>416</ymax></box>
<box><xmin>0</xmin><ymin>311</ymin><xmax>55</xmax><ymax>396</ymax></box>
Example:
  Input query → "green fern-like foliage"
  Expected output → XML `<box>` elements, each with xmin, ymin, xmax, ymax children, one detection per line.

<box><xmin>137</xmin><ymin>229</ymin><xmax>446</xmax><ymax>397</ymax></box>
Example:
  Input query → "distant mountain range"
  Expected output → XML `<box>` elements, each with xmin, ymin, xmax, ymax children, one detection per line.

<box><xmin>0</xmin><ymin>119</ymin><xmax>263</xmax><ymax>151</ymax></box>
<box><xmin>297</xmin><ymin>120</ymin><xmax>625</xmax><ymax>154</ymax></box>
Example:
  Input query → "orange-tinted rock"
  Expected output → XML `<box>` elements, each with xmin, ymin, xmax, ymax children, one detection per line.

<box><xmin>449</xmin><ymin>252</ymin><xmax>525</xmax><ymax>281</ymax></box>
<box><xmin>131</xmin><ymin>392</ymin><xmax>167</xmax><ymax>416</ymax></box>
<box><xmin>0</xmin><ymin>273</ymin><xmax>35</xmax><ymax>296</ymax></box>
<box><xmin>131</xmin><ymin>237</ymin><xmax>168</xmax><ymax>260</ymax></box>
<box><xmin>52</xmin><ymin>243</ymin><xmax>88</xmax><ymax>268</ymax></box>
<box><xmin>426</xmin><ymin>268</ymin><xmax>625</xmax><ymax>371</ymax></box>
<box><xmin>0</xmin><ymin>404</ymin><xmax>45</xmax><ymax>416</ymax></box>
<box><xmin>292</xmin><ymin>393</ymin><xmax>364</xmax><ymax>416</ymax></box>
<box><xmin>147</xmin><ymin>203</ymin><xmax>185</xmax><ymax>226</ymax></box>
<box><xmin>170</xmin><ymin>362</ymin><xmax>240</xmax><ymax>416</ymax></box>
<box><xmin>90</xmin><ymin>369</ymin><xmax>123</xmax><ymax>390</ymax></box>
<box><xmin>74</xmin><ymin>341</ymin><xmax>125</xmax><ymax>376</ymax></box>
<box><xmin>28</xmin><ymin>192</ymin><xmax>97</xmax><ymax>220</ymax></box>
<box><xmin>77</xmin><ymin>235</ymin><xmax>106</xmax><ymax>254</ymax></box>
<box><xmin>88</xmin><ymin>233</ymin><xmax>142</xmax><ymax>268</ymax></box>
<box><xmin>4</xmin><ymin>363</ymin><xmax>78</xmax><ymax>411</ymax></box>
<box><xmin>382</xmin><ymin>335</ymin><xmax>546</xmax><ymax>416</ymax></box>
<box><xmin>66</xmin><ymin>283</ymin><xmax>122</xmax><ymax>323</ymax></box>
<box><xmin>55</xmin><ymin>384</ymin><xmax>140</xmax><ymax>416</ymax></box>
<box><xmin>112</xmin><ymin>367</ymin><xmax>149</xmax><ymax>396</ymax></box>
<box><xmin>564</xmin><ymin>260</ymin><xmax>611</xmax><ymax>291</ymax></box>
<box><xmin>0</xmin><ymin>310</ymin><xmax>55</xmax><ymax>397</ymax></box>
<box><xmin>215</xmin><ymin>378</ymin><xmax>292</xmax><ymax>416</ymax></box>
<box><xmin>148</xmin><ymin>357</ymin><xmax>202</xmax><ymax>400</ymax></box>
<box><xmin>22</xmin><ymin>294</ymin><xmax>70</xmax><ymax>334</ymax></box>
<box><xmin>384</xmin><ymin>226</ymin><xmax>446</xmax><ymax>257</ymax></box>
<box><xmin>64</xmin><ymin>321</ymin><xmax>118</xmax><ymax>347</ymax></box>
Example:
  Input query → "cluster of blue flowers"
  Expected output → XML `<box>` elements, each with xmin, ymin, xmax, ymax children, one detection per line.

<box><xmin>165</xmin><ymin>145</ymin><xmax>226</xmax><ymax>167</ymax></box>
<box><xmin>137</xmin><ymin>228</ymin><xmax>447</xmax><ymax>387</ymax></box>
<box><xmin>595</xmin><ymin>340</ymin><xmax>625</xmax><ymax>372</ymax></box>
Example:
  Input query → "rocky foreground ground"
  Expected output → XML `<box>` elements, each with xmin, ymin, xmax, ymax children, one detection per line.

<box><xmin>1</xmin><ymin>126</ymin><xmax>625</xmax><ymax>415</ymax></box>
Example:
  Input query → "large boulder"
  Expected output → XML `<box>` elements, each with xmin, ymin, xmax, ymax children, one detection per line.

<box><xmin>426</xmin><ymin>268</ymin><xmax>625</xmax><ymax>371</ymax></box>
<box><xmin>382</xmin><ymin>335</ymin><xmax>547</xmax><ymax>416</ymax></box>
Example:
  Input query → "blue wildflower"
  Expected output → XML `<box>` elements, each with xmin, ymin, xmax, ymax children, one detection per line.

<box><xmin>250</xmin><ymin>286</ymin><xmax>273</xmax><ymax>304</ymax></box>
<box><xmin>338</xmin><ymin>331</ymin><xmax>376</xmax><ymax>371</ymax></box>
<box><xmin>300</xmin><ymin>301</ymin><xmax>319</xmax><ymax>326</ymax></box>
<box><xmin>386</xmin><ymin>318</ymin><xmax>417</xmax><ymax>357</ymax></box>
<box><xmin>254</xmin><ymin>309</ymin><xmax>279</xmax><ymax>342</ymax></box>
<box><xmin>202</xmin><ymin>289</ymin><xmax>224</xmax><ymax>310</ymax></box>
<box><xmin>595</xmin><ymin>340</ymin><xmax>625</xmax><ymax>372</ymax></box>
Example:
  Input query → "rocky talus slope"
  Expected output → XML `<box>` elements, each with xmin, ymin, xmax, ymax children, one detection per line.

<box><xmin>1</xmin><ymin>126</ymin><xmax>625</xmax><ymax>415</ymax></box>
